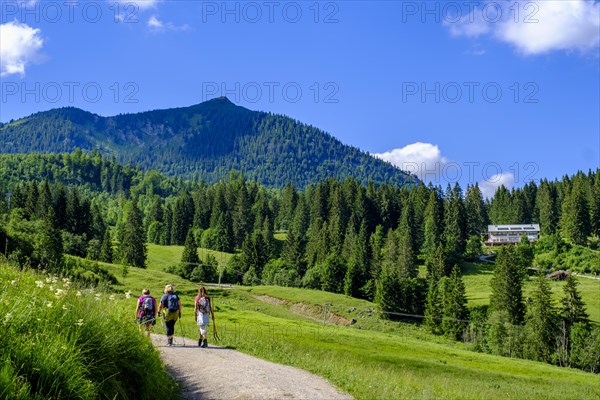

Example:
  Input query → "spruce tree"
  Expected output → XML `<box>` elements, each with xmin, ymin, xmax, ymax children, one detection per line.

<box><xmin>560</xmin><ymin>177</ymin><xmax>591</xmax><ymax>245</ymax></box>
<box><xmin>465</xmin><ymin>183</ymin><xmax>486</xmax><ymax>236</ymax></box>
<box><xmin>181</xmin><ymin>230</ymin><xmax>200</xmax><ymax>278</ymax></box>
<box><xmin>37</xmin><ymin>207</ymin><xmax>64</xmax><ymax>273</ymax></box>
<box><xmin>397</xmin><ymin>203</ymin><xmax>417</xmax><ymax>279</ymax></box>
<box><xmin>422</xmin><ymin>188</ymin><xmax>444</xmax><ymax>257</ymax></box>
<box><xmin>100</xmin><ymin>229</ymin><xmax>113</xmax><ymax>264</ymax></box>
<box><xmin>119</xmin><ymin>200</ymin><xmax>147</xmax><ymax>268</ymax></box>
<box><xmin>561</xmin><ymin>274</ymin><xmax>589</xmax><ymax>329</ymax></box>
<box><xmin>424</xmin><ymin>277</ymin><xmax>444</xmax><ymax>334</ymax></box>
<box><xmin>489</xmin><ymin>246</ymin><xmax>525</xmax><ymax>325</ymax></box>
<box><xmin>535</xmin><ymin>179</ymin><xmax>557</xmax><ymax>235</ymax></box>
<box><xmin>523</xmin><ymin>271</ymin><xmax>558</xmax><ymax>362</ymax></box>
<box><xmin>441</xmin><ymin>265</ymin><xmax>468</xmax><ymax>340</ymax></box>
<box><xmin>344</xmin><ymin>222</ymin><xmax>369</xmax><ymax>298</ymax></box>
<box><xmin>444</xmin><ymin>184</ymin><xmax>467</xmax><ymax>261</ymax></box>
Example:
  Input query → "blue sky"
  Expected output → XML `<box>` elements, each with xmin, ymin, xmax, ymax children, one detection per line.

<box><xmin>1</xmin><ymin>0</ymin><xmax>599</xmax><ymax>196</ymax></box>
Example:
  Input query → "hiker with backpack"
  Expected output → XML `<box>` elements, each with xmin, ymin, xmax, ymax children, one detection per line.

<box><xmin>194</xmin><ymin>286</ymin><xmax>215</xmax><ymax>348</ymax></box>
<box><xmin>157</xmin><ymin>284</ymin><xmax>182</xmax><ymax>346</ymax></box>
<box><xmin>135</xmin><ymin>288</ymin><xmax>157</xmax><ymax>337</ymax></box>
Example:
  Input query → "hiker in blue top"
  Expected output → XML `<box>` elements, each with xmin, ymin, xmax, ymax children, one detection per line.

<box><xmin>135</xmin><ymin>288</ymin><xmax>157</xmax><ymax>337</ymax></box>
<box><xmin>157</xmin><ymin>284</ymin><xmax>182</xmax><ymax>346</ymax></box>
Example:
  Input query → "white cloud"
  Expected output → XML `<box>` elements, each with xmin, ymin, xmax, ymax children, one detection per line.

<box><xmin>147</xmin><ymin>15</ymin><xmax>163</xmax><ymax>29</ymax></box>
<box><xmin>373</xmin><ymin>142</ymin><xmax>448</xmax><ymax>180</ymax></box>
<box><xmin>479</xmin><ymin>172</ymin><xmax>515</xmax><ymax>199</ymax></box>
<box><xmin>0</xmin><ymin>21</ymin><xmax>43</xmax><ymax>77</ymax></box>
<box><xmin>112</xmin><ymin>0</ymin><xmax>158</xmax><ymax>10</ymax></box>
<box><xmin>147</xmin><ymin>15</ymin><xmax>190</xmax><ymax>32</ymax></box>
<box><xmin>448</xmin><ymin>0</ymin><xmax>600</xmax><ymax>55</ymax></box>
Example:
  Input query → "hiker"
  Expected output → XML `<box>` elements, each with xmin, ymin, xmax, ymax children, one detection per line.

<box><xmin>135</xmin><ymin>288</ymin><xmax>157</xmax><ymax>337</ymax></box>
<box><xmin>158</xmin><ymin>284</ymin><xmax>182</xmax><ymax>346</ymax></box>
<box><xmin>194</xmin><ymin>286</ymin><xmax>215</xmax><ymax>347</ymax></box>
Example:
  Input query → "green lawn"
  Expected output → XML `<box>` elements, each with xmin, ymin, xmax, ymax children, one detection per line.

<box><xmin>92</xmin><ymin>244</ymin><xmax>600</xmax><ymax>400</ymax></box>
<box><xmin>146</xmin><ymin>243</ymin><xmax>233</xmax><ymax>272</ymax></box>
<box><xmin>90</xmin><ymin>244</ymin><xmax>600</xmax><ymax>399</ymax></box>
<box><xmin>462</xmin><ymin>261</ymin><xmax>600</xmax><ymax>324</ymax></box>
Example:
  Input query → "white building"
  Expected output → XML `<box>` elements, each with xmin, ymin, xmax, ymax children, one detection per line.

<box><xmin>486</xmin><ymin>224</ymin><xmax>540</xmax><ymax>245</ymax></box>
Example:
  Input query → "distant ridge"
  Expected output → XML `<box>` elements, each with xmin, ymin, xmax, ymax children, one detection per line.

<box><xmin>0</xmin><ymin>98</ymin><xmax>417</xmax><ymax>188</ymax></box>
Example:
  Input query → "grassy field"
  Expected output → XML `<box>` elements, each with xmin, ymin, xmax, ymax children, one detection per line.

<box><xmin>462</xmin><ymin>261</ymin><xmax>600</xmax><ymax>324</ymax></box>
<box><xmin>0</xmin><ymin>261</ymin><xmax>178</xmax><ymax>400</ymax></box>
<box><xmin>146</xmin><ymin>243</ymin><xmax>233</xmax><ymax>272</ymax></box>
<box><xmin>91</xmin><ymin>244</ymin><xmax>600</xmax><ymax>400</ymax></box>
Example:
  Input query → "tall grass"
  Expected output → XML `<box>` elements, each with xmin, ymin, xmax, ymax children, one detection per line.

<box><xmin>0</xmin><ymin>262</ymin><xmax>178</xmax><ymax>400</ymax></box>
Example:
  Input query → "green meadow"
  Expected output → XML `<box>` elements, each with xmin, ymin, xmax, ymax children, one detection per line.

<box><xmin>96</xmin><ymin>245</ymin><xmax>600</xmax><ymax>400</ymax></box>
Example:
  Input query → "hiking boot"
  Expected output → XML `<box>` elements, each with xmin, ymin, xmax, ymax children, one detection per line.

<box><xmin>198</xmin><ymin>339</ymin><xmax>202</xmax><ymax>347</ymax></box>
<box><xmin>167</xmin><ymin>338</ymin><xmax>173</xmax><ymax>346</ymax></box>
<box><xmin>202</xmin><ymin>339</ymin><xmax>208</xmax><ymax>348</ymax></box>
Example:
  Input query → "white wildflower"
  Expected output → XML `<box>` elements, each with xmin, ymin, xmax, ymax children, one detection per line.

<box><xmin>125</xmin><ymin>291</ymin><xmax>132</xmax><ymax>299</ymax></box>
<box><xmin>62</xmin><ymin>305</ymin><xmax>68</xmax><ymax>311</ymax></box>
<box><xmin>10</xmin><ymin>280</ymin><xmax>16</xmax><ymax>285</ymax></box>
<box><xmin>35</xmin><ymin>280</ymin><xmax>45</xmax><ymax>288</ymax></box>
<box><xmin>4</xmin><ymin>313</ymin><xmax>12</xmax><ymax>323</ymax></box>
<box><xmin>76</xmin><ymin>291</ymin><xmax>82</xmax><ymax>297</ymax></box>
<box><xmin>45</xmin><ymin>277</ymin><xmax>52</xmax><ymax>284</ymax></box>
<box><xmin>55</xmin><ymin>289</ymin><xmax>65</xmax><ymax>298</ymax></box>
<box><xmin>94</xmin><ymin>293</ymin><xmax>101</xmax><ymax>301</ymax></box>
<box><xmin>109</xmin><ymin>294</ymin><xmax>116</xmax><ymax>301</ymax></box>
<box><xmin>46</xmin><ymin>302</ymin><xmax>53</xmax><ymax>308</ymax></box>
<box><xmin>75</xmin><ymin>319</ymin><xmax>84</xmax><ymax>327</ymax></box>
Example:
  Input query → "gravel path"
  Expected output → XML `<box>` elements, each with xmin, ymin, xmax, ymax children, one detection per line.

<box><xmin>151</xmin><ymin>335</ymin><xmax>352</xmax><ymax>400</ymax></box>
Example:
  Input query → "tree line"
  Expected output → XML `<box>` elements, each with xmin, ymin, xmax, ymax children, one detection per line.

<box><xmin>0</xmin><ymin>152</ymin><xmax>598</xmax><ymax>372</ymax></box>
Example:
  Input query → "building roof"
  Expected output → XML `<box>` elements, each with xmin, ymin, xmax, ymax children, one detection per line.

<box><xmin>488</xmin><ymin>224</ymin><xmax>540</xmax><ymax>232</ymax></box>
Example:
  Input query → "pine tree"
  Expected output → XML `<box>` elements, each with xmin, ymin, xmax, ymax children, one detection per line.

<box><xmin>465</xmin><ymin>183</ymin><xmax>486</xmax><ymax>236</ymax></box>
<box><xmin>171</xmin><ymin>190</ymin><xmax>194</xmax><ymax>245</ymax></box>
<box><xmin>424</xmin><ymin>277</ymin><xmax>444</xmax><ymax>334</ymax></box>
<box><xmin>560</xmin><ymin>177</ymin><xmax>591</xmax><ymax>245</ymax></box>
<box><xmin>489</xmin><ymin>185</ymin><xmax>512</xmax><ymax>224</ymax></box>
<box><xmin>441</xmin><ymin>265</ymin><xmax>468</xmax><ymax>340</ymax></box>
<box><xmin>24</xmin><ymin>181</ymin><xmax>39</xmax><ymax>220</ymax></box>
<box><xmin>523</xmin><ymin>271</ymin><xmax>558</xmax><ymax>362</ymax></box>
<box><xmin>321</xmin><ymin>254</ymin><xmax>346</xmax><ymax>293</ymax></box>
<box><xmin>489</xmin><ymin>246</ymin><xmax>525</xmax><ymax>325</ymax></box>
<box><xmin>181</xmin><ymin>230</ymin><xmax>200</xmax><ymax>278</ymax></box>
<box><xmin>233</xmin><ymin>183</ymin><xmax>252</xmax><ymax>249</ymax></box>
<box><xmin>561</xmin><ymin>274</ymin><xmax>589</xmax><ymax>329</ymax></box>
<box><xmin>444</xmin><ymin>184</ymin><xmax>467</xmax><ymax>261</ymax></box>
<box><xmin>344</xmin><ymin>222</ymin><xmax>370</xmax><ymax>298</ymax></box>
<box><xmin>36</xmin><ymin>207</ymin><xmax>64</xmax><ymax>273</ymax></box>
<box><xmin>426</xmin><ymin>242</ymin><xmax>448</xmax><ymax>281</ymax></box>
<box><xmin>422</xmin><ymin>188</ymin><xmax>444</xmax><ymax>257</ymax></box>
<box><xmin>53</xmin><ymin>184</ymin><xmax>68</xmax><ymax>229</ymax></box>
<box><xmin>375</xmin><ymin>260</ymin><xmax>400</xmax><ymax>317</ymax></box>
<box><xmin>535</xmin><ymin>179</ymin><xmax>557</xmax><ymax>235</ymax></box>
<box><xmin>36</xmin><ymin>180</ymin><xmax>53</xmax><ymax>219</ymax></box>
<box><xmin>397</xmin><ymin>202</ymin><xmax>417</xmax><ymax>279</ymax></box>
<box><xmin>100</xmin><ymin>229</ymin><xmax>113</xmax><ymax>263</ymax></box>
<box><xmin>119</xmin><ymin>200</ymin><xmax>147</xmax><ymax>268</ymax></box>
<box><xmin>589</xmin><ymin>172</ymin><xmax>600</xmax><ymax>237</ymax></box>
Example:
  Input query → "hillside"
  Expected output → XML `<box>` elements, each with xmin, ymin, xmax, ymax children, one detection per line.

<box><xmin>0</xmin><ymin>98</ymin><xmax>416</xmax><ymax>188</ymax></box>
<box><xmin>82</xmin><ymin>249</ymin><xmax>600</xmax><ymax>400</ymax></box>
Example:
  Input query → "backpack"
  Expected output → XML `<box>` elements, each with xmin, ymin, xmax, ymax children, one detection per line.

<box><xmin>167</xmin><ymin>294</ymin><xmax>179</xmax><ymax>312</ymax></box>
<box><xmin>197</xmin><ymin>297</ymin><xmax>210</xmax><ymax>314</ymax></box>
<box><xmin>141</xmin><ymin>296</ymin><xmax>154</xmax><ymax>317</ymax></box>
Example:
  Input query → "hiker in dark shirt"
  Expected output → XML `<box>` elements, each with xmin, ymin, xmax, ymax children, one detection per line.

<box><xmin>157</xmin><ymin>284</ymin><xmax>182</xmax><ymax>346</ymax></box>
<box><xmin>135</xmin><ymin>288</ymin><xmax>157</xmax><ymax>337</ymax></box>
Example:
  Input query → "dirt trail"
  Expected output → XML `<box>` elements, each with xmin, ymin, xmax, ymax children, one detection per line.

<box><xmin>151</xmin><ymin>335</ymin><xmax>352</xmax><ymax>400</ymax></box>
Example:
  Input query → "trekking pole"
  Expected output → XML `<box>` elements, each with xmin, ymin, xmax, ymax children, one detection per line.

<box><xmin>179</xmin><ymin>317</ymin><xmax>186</xmax><ymax>347</ymax></box>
